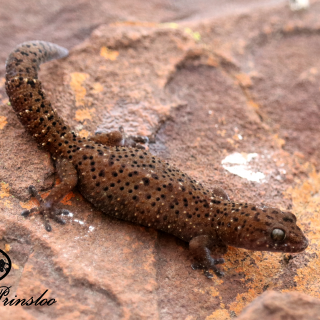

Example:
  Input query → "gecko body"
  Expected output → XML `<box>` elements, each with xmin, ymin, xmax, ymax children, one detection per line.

<box><xmin>5</xmin><ymin>41</ymin><xmax>308</xmax><ymax>277</ymax></box>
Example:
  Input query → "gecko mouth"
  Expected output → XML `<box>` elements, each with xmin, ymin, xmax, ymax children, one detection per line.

<box><xmin>297</xmin><ymin>237</ymin><xmax>309</xmax><ymax>252</ymax></box>
<box><xmin>250</xmin><ymin>232</ymin><xmax>309</xmax><ymax>252</ymax></box>
<box><xmin>275</xmin><ymin>236</ymin><xmax>308</xmax><ymax>253</ymax></box>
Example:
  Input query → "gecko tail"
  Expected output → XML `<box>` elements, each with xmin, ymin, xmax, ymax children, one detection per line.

<box><xmin>5</xmin><ymin>41</ymin><xmax>69</xmax><ymax>80</ymax></box>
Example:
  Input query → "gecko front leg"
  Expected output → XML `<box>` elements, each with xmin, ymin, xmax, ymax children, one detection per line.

<box><xmin>21</xmin><ymin>158</ymin><xmax>78</xmax><ymax>231</ymax></box>
<box><xmin>189</xmin><ymin>235</ymin><xmax>227</xmax><ymax>278</ymax></box>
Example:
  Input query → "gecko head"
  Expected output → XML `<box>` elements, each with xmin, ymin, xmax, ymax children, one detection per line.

<box><xmin>224</xmin><ymin>206</ymin><xmax>308</xmax><ymax>253</ymax></box>
<box><xmin>249</xmin><ymin>207</ymin><xmax>308</xmax><ymax>253</ymax></box>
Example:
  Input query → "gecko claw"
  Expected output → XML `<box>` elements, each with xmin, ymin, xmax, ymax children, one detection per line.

<box><xmin>61</xmin><ymin>209</ymin><xmax>71</xmax><ymax>216</ymax></box>
<box><xmin>204</xmin><ymin>266</ymin><xmax>224</xmax><ymax>278</ymax></box>
<box><xmin>44</xmin><ymin>222</ymin><xmax>52</xmax><ymax>232</ymax></box>
<box><xmin>21</xmin><ymin>207</ymin><xmax>39</xmax><ymax>217</ymax></box>
<box><xmin>191</xmin><ymin>262</ymin><xmax>202</xmax><ymax>270</ymax></box>
<box><xmin>214</xmin><ymin>269</ymin><xmax>224</xmax><ymax>278</ymax></box>
<box><xmin>53</xmin><ymin>215</ymin><xmax>66</xmax><ymax>225</ymax></box>
<box><xmin>214</xmin><ymin>258</ymin><xmax>225</xmax><ymax>265</ymax></box>
<box><xmin>28</xmin><ymin>185</ymin><xmax>43</xmax><ymax>203</ymax></box>
<box><xmin>21</xmin><ymin>210</ymin><xmax>29</xmax><ymax>217</ymax></box>
<box><xmin>54</xmin><ymin>208</ymin><xmax>70</xmax><ymax>216</ymax></box>
<box><xmin>204</xmin><ymin>271</ymin><xmax>213</xmax><ymax>279</ymax></box>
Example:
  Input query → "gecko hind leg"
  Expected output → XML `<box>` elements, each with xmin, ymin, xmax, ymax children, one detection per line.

<box><xmin>21</xmin><ymin>158</ymin><xmax>78</xmax><ymax>231</ymax></box>
<box><xmin>189</xmin><ymin>235</ymin><xmax>227</xmax><ymax>278</ymax></box>
<box><xmin>91</xmin><ymin>126</ymin><xmax>149</xmax><ymax>148</ymax></box>
<box><xmin>211</xmin><ymin>186</ymin><xmax>230</xmax><ymax>201</ymax></box>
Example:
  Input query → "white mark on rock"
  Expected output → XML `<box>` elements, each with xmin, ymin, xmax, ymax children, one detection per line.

<box><xmin>221</xmin><ymin>152</ymin><xmax>265</xmax><ymax>183</ymax></box>
<box><xmin>74</xmin><ymin>219</ymin><xmax>85</xmax><ymax>225</ymax></box>
<box><xmin>289</xmin><ymin>0</ymin><xmax>309</xmax><ymax>11</ymax></box>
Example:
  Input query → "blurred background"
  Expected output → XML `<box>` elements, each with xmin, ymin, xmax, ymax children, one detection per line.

<box><xmin>0</xmin><ymin>0</ymin><xmax>291</xmax><ymax>74</ymax></box>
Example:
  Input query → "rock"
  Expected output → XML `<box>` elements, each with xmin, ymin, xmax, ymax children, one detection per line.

<box><xmin>237</xmin><ymin>291</ymin><xmax>320</xmax><ymax>320</ymax></box>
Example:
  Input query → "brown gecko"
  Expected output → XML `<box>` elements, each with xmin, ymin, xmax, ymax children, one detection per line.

<box><xmin>5</xmin><ymin>41</ymin><xmax>308</xmax><ymax>278</ymax></box>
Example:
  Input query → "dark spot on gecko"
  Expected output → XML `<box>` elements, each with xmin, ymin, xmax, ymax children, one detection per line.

<box><xmin>167</xmin><ymin>183</ymin><xmax>173</xmax><ymax>192</ymax></box>
<box><xmin>142</xmin><ymin>178</ymin><xmax>150</xmax><ymax>186</ymax></box>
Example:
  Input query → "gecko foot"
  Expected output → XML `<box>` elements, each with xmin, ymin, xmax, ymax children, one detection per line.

<box><xmin>119</xmin><ymin>126</ymin><xmax>149</xmax><ymax>144</ymax></box>
<box><xmin>191</xmin><ymin>258</ymin><xmax>225</xmax><ymax>278</ymax></box>
<box><xmin>93</xmin><ymin>126</ymin><xmax>149</xmax><ymax>149</ymax></box>
<box><xmin>21</xmin><ymin>185</ymin><xmax>68</xmax><ymax>232</ymax></box>
<box><xmin>118</xmin><ymin>126</ymin><xmax>149</xmax><ymax>148</ymax></box>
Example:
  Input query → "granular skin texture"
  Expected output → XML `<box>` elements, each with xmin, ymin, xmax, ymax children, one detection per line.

<box><xmin>5</xmin><ymin>41</ymin><xmax>308</xmax><ymax>277</ymax></box>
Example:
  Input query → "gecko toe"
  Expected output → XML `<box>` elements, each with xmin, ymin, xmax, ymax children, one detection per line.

<box><xmin>215</xmin><ymin>269</ymin><xmax>225</xmax><ymax>277</ymax></box>
<box><xmin>207</xmin><ymin>265</ymin><xmax>224</xmax><ymax>278</ymax></box>
<box><xmin>204</xmin><ymin>270</ymin><xmax>214</xmax><ymax>279</ymax></box>
<box><xmin>44</xmin><ymin>222</ymin><xmax>52</xmax><ymax>232</ymax></box>
<box><xmin>204</xmin><ymin>267</ymin><xmax>224</xmax><ymax>278</ymax></box>
<box><xmin>52</xmin><ymin>215</ymin><xmax>66</xmax><ymax>225</ymax></box>
<box><xmin>60</xmin><ymin>209</ymin><xmax>71</xmax><ymax>216</ymax></box>
<box><xmin>191</xmin><ymin>262</ymin><xmax>204</xmax><ymax>270</ymax></box>
<box><xmin>214</xmin><ymin>258</ymin><xmax>225</xmax><ymax>265</ymax></box>
<box><xmin>21</xmin><ymin>209</ymin><xmax>31</xmax><ymax>217</ymax></box>
<box><xmin>131</xmin><ymin>135</ymin><xmax>149</xmax><ymax>144</ymax></box>
<box><xmin>118</xmin><ymin>126</ymin><xmax>149</xmax><ymax>148</ymax></box>
<box><xmin>21</xmin><ymin>207</ymin><xmax>39</xmax><ymax>217</ymax></box>
<box><xmin>28</xmin><ymin>185</ymin><xmax>43</xmax><ymax>203</ymax></box>
<box><xmin>134</xmin><ymin>144</ymin><xmax>146</xmax><ymax>150</ymax></box>
<box><xmin>53</xmin><ymin>208</ymin><xmax>70</xmax><ymax>216</ymax></box>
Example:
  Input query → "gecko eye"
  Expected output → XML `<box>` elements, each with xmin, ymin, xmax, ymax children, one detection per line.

<box><xmin>271</xmin><ymin>229</ymin><xmax>286</xmax><ymax>241</ymax></box>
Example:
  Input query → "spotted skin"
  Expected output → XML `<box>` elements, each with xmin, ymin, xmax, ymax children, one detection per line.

<box><xmin>5</xmin><ymin>41</ymin><xmax>308</xmax><ymax>277</ymax></box>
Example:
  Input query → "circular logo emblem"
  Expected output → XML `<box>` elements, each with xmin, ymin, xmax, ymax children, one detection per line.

<box><xmin>0</xmin><ymin>249</ymin><xmax>11</xmax><ymax>281</ymax></box>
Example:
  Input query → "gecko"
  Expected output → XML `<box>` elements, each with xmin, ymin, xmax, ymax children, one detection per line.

<box><xmin>4</xmin><ymin>41</ymin><xmax>308</xmax><ymax>278</ymax></box>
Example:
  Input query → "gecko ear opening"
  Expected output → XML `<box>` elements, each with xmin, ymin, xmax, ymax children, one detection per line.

<box><xmin>271</xmin><ymin>228</ymin><xmax>286</xmax><ymax>241</ymax></box>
